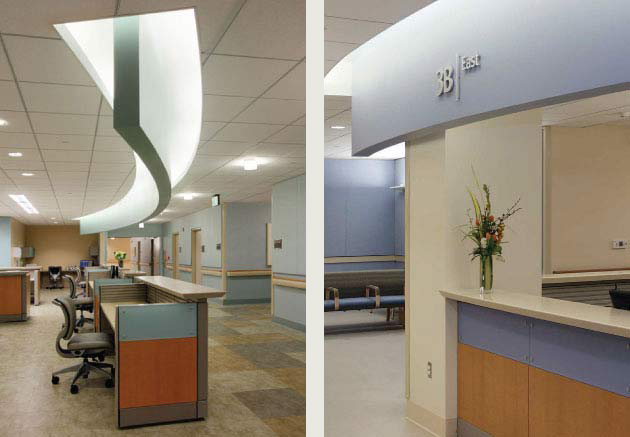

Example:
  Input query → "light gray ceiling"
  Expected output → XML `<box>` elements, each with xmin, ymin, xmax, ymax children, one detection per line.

<box><xmin>0</xmin><ymin>0</ymin><xmax>305</xmax><ymax>225</ymax></box>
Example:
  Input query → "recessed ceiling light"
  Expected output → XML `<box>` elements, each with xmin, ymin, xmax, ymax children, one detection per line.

<box><xmin>243</xmin><ymin>158</ymin><xmax>258</xmax><ymax>171</ymax></box>
<box><xmin>50</xmin><ymin>217</ymin><xmax>56</xmax><ymax>220</ymax></box>
<box><xmin>8</xmin><ymin>152</ymin><xmax>22</xmax><ymax>157</ymax></box>
<box><xmin>21</xmin><ymin>173</ymin><xmax>34</xmax><ymax>177</ymax></box>
<box><xmin>0</xmin><ymin>119</ymin><xmax>8</xmax><ymax>127</ymax></box>
<box><xmin>139</xmin><ymin>222</ymin><xmax>145</xmax><ymax>229</ymax></box>
<box><xmin>331</xmin><ymin>125</ymin><xmax>346</xmax><ymax>130</ymax></box>
<box><xmin>183</xmin><ymin>194</ymin><xmax>193</xmax><ymax>200</ymax></box>
<box><xmin>9</xmin><ymin>194</ymin><xmax>38</xmax><ymax>214</ymax></box>
<box><xmin>109</xmin><ymin>237</ymin><xmax>116</xmax><ymax>240</ymax></box>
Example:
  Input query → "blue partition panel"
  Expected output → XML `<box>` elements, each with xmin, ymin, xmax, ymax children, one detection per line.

<box><xmin>118</xmin><ymin>303</ymin><xmax>197</xmax><ymax>341</ymax></box>
<box><xmin>530</xmin><ymin>319</ymin><xmax>630</xmax><ymax>396</ymax></box>
<box><xmin>458</xmin><ymin>302</ymin><xmax>530</xmax><ymax>364</ymax></box>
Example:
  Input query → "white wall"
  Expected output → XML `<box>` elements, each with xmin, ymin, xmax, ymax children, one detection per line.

<box><xmin>405</xmin><ymin>109</ymin><xmax>543</xmax><ymax>436</ymax></box>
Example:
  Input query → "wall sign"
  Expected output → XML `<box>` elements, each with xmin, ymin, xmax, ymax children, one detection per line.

<box><xmin>437</xmin><ymin>53</ymin><xmax>481</xmax><ymax>100</ymax></box>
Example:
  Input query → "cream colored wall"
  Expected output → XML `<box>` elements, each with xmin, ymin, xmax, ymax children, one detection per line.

<box><xmin>546</xmin><ymin>125</ymin><xmax>630</xmax><ymax>272</ymax></box>
<box><xmin>10</xmin><ymin>219</ymin><xmax>26</xmax><ymax>266</ymax></box>
<box><xmin>26</xmin><ymin>225</ymin><xmax>98</xmax><ymax>270</ymax></box>
<box><xmin>107</xmin><ymin>237</ymin><xmax>132</xmax><ymax>268</ymax></box>
<box><xmin>405</xmin><ymin>109</ymin><xmax>543</xmax><ymax>436</ymax></box>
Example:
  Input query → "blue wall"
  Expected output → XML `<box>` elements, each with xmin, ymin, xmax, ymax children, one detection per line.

<box><xmin>324</xmin><ymin>159</ymin><xmax>404</xmax><ymax>271</ymax></box>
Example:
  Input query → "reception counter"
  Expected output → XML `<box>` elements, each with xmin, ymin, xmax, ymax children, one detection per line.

<box><xmin>0</xmin><ymin>271</ymin><xmax>30</xmax><ymax>321</ymax></box>
<box><xmin>542</xmin><ymin>271</ymin><xmax>630</xmax><ymax>307</ymax></box>
<box><xmin>0</xmin><ymin>266</ymin><xmax>41</xmax><ymax>305</ymax></box>
<box><xmin>441</xmin><ymin>288</ymin><xmax>630</xmax><ymax>437</ymax></box>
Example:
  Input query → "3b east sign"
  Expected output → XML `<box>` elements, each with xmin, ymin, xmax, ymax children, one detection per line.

<box><xmin>436</xmin><ymin>53</ymin><xmax>481</xmax><ymax>98</ymax></box>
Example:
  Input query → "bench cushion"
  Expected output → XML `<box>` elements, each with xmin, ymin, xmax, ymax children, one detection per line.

<box><xmin>379</xmin><ymin>295</ymin><xmax>405</xmax><ymax>308</ymax></box>
<box><xmin>338</xmin><ymin>297</ymin><xmax>376</xmax><ymax>311</ymax></box>
<box><xmin>324</xmin><ymin>300</ymin><xmax>336</xmax><ymax>311</ymax></box>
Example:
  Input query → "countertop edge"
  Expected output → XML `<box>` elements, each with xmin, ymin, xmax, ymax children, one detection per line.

<box><xmin>439</xmin><ymin>289</ymin><xmax>630</xmax><ymax>338</ymax></box>
<box><xmin>136</xmin><ymin>276</ymin><xmax>225</xmax><ymax>300</ymax></box>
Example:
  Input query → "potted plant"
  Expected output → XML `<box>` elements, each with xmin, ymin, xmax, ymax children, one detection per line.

<box><xmin>114</xmin><ymin>251</ymin><xmax>126</xmax><ymax>268</ymax></box>
<box><xmin>461</xmin><ymin>170</ymin><xmax>521</xmax><ymax>292</ymax></box>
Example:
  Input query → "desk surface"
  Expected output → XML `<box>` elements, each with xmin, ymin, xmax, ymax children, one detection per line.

<box><xmin>543</xmin><ymin>271</ymin><xmax>630</xmax><ymax>284</ymax></box>
<box><xmin>440</xmin><ymin>288</ymin><xmax>630</xmax><ymax>338</ymax></box>
<box><xmin>136</xmin><ymin>276</ymin><xmax>225</xmax><ymax>300</ymax></box>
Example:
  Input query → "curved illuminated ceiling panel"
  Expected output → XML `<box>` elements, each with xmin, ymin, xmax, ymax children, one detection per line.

<box><xmin>55</xmin><ymin>9</ymin><xmax>202</xmax><ymax>234</ymax></box>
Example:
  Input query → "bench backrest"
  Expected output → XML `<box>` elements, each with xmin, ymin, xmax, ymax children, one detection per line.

<box><xmin>324</xmin><ymin>269</ymin><xmax>404</xmax><ymax>298</ymax></box>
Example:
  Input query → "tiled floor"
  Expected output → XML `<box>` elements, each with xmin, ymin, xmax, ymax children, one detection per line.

<box><xmin>0</xmin><ymin>289</ymin><xmax>305</xmax><ymax>436</ymax></box>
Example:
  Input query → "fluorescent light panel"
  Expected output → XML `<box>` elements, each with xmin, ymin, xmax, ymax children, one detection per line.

<box><xmin>9</xmin><ymin>194</ymin><xmax>39</xmax><ymax>214</ymax></box>
<box><xmin>369</xmin><ymin>142</ymin><xmax>406</xmax><ymax>160</ymax></box>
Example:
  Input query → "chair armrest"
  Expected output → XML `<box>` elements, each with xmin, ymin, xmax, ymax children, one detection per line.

<box><xmin>366</xmin><ymin>285</ymin><xmax>380</xmax><ymax>308</ymax></box>
<box><xmin>325</xmin><ymin>287</ymin><xmax>340</xmax><ymax>310</ymax></box>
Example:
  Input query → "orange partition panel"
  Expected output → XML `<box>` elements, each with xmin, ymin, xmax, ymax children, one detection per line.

<box><xmin>529</xmin><ymin>366</ymin><xmax>630</xmax><ymax>437</ymax></box>
<box><xmin>0</xmin><ymin>276</ymin><xmax>22</xmax><ymax>315</ymax></box>
<box><xmin>119</xmin><ymin>337</ymin><xmax>197</xmax><ymax>408</ymax></box>
<box><xmin>458</xmin><ymin>343</ymin><xmax>529</xmax><ymax>437</ymax></box>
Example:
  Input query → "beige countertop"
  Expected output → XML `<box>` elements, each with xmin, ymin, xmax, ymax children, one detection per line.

<box><xmin>440</xmin><ymin>288</ymin><xmax>630</xmax><ymax>338</ymax></box>
<box><xmin>542</xmin><ymin>271</ymin><xmax>630</xmax><ymax>284</ymax></box>
<box><xmin>0</xmin><ymin>266</ymin><xmax>41</xmax><ymax>270</ymax></box>
<box><xmin>136</xmin><ymin>276</ymin><xmax>225</xmax><ymax>301</ymax></box>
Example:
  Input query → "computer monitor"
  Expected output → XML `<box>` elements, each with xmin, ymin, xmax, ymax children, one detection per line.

<box><xmin>79</xmin><ymin>260</ymin><xmax>92</xmax><ymax>269</ymax></box>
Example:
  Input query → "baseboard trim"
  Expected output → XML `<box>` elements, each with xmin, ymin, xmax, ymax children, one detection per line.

<box><xmin>406</xmin><ymin>400</ymin><xmax>457</xmax><ymax>437</ymax></box>
<box><xmin>222</xmin><ymin>298</ymin><xmax>271</xmax><ymax>306</ymax></box>
<box><xmin>272</xmin><ymin>315</ymin><xmax>306</xmax><ymax>332</ymax></box>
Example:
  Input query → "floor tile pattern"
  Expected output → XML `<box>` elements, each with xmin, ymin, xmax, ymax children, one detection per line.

<box><xmin>0</xmin><ymin>289</ymin><xmax>305</xmax><ymax>436</ymax></box>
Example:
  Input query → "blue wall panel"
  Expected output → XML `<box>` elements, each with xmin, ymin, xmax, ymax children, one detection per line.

<box><xmin>458</xmin><ymin>302</ymin><xmax>530</xmax><ymax>364</ymax></box>
<box><xmin>530</xmin><ymin>319</ymin><xmax>630</xmax><ymax>396</ymax></box>
<box><xmin>118</xmin><ymin>303</ymin><xmax>197</xmax><ymax>341</ymax></box>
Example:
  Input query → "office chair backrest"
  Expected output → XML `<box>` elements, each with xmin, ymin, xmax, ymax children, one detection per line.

<box><xmin>63</xmin><ymin>275</ymin><xmax>77</xmax><ymax>298</ymax></box>
<box><xmin>52</xmin><ymin>297</ymin><xmax>77</xmax><ymax>358</ymax></box>
<box><xmin>49</xmin><ymin>266</ymin><xmax>62</xmax><ymax>279</ymax></box>
<box><xmin>609</xmin><ymin>289</ymin><xmax>630</xmax><ymax>310</ymax></box>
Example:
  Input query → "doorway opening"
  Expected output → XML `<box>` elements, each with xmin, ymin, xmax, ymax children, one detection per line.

<box><xmin>192</xmin><ymin>229</ymin><xmax>201</xmax><ymax>284</ymax></box>
<box><xmin>172</xmin><ymin>233</ymin><xmax>179</xmax><ymax>279</ymax></box>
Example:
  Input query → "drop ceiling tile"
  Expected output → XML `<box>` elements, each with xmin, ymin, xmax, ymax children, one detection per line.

<box><xmin>96</xmin><ymin>116</ymin><xmax>118</xmax><ymax>137</ymax></box>
<box><xmin>5</xmin><ymin>169</ymin><xmax>48</xmax><ymax>179</ymax></box>
<box><xmin>0</xmin><ymin>111</ymin><xmax>31</xmax><ymax>133</ymax></box>
<box><xmin>0</xmin><ymin>81</ymin><xmax>24</xmax><ymax>111</ymax></box>
<box><xmin>324</xmin><ymin>16</ymin><xmax>390</xmax><ymax>44</ymax></box>
<box><xmin>0</xmin><ymin>159</ymin><xmax>44</xmax><ymax>170</ymax></box>
<box><xmin>324</xmin><ymin>41</ymin><xmax>358</xmax><ymax>61</ymax></box>
<box><xmin>3</xmin><ymin>36</ymin><xmax>94</xmax><ymax>85</ymax></box>
<box><xmin>203</xmin><ymin>55</ymin><xmax>296</xmax><ymax>97</ymax></box>
<box><xmin>199</xmin><ymin>140</ymin><xmax>254</xmax><ymax>156</ymax></box>
<box><xmin>90</xmin><ymin>162</ymin><xmax>134</xmax><ymax>174</ymax></box>
<box><xmin>30</xmin><ymin>113</ymin><xmax>96</xmax><ymax>135</ymax></box>
<box><xmin>36</xmin><ymin>134</ymin><xmax>93</xmax><ymax>150</ymax></box>
<box><xmin>99</xmin><ymin>99</ymin><xmax>113</xmax><ymax>116</ymax></box>
<box><xmin>212</xmin><ymin>123</ymin><xmax>283</xmax><ymax>143</ymax></box>
<box><xmin>325</xmin><ymin>108</ymin><xmax>345</xmax><ymax>119</ymax></box>
<box><xmin>203</xmin><ymin>95</ymin><xmax>254</xmax><ymax>122</ymax></box>
<box><xmin>49</xmin><ymin>171</ymin><xmax>88</xmax><ymax>182</ymax></box>
<box><xmin>0</xmin><ymin>48</ymin><xmax>12</xmax><ymax>81</ymax></box>
<box><xmin>325</xmin><ymin>0</ymin><xmax>432</xmax><ymax>23</ymax></box>
<box><xmin>214</xmin><ymin>0</ymin><xmax>305</xmax><ymax>60</ymax></box>
<box><xmin>200</xmin><ymin>122</ymin><xmax>227</xmax><ymax>141</ymax></box>
<box><xmin>94</xmin><ymin>136</ymin><xmax>130</xmax><ymax>152</ymax></box>
<box><xmin>42</xmin><ymin>149</ymin><xmax>91</xmax><ymax>162</ymax></box>
<box><xmin>291</xmin><ymin>116</ymin><xmax>305</xmax><ymax>126</ymax></box>
<box><xmin>325</xmin><ymin>60</ymin><xmax>337</xmax><ymax>75</ymax></box>
<box><xmin>325</xmin><ymin>95</ymin><xmax>352</xmax><ymax>110</ymax></box>
<box><xmin>0</xmin><ymin>148</ymin><xmax>40</xmax><ymax>160</ymax></box>
<box><xmin>266</xmin><ymin>125</ymin><xmax>305</xmax><ymax>144</ymax></box>
<box><xmin>118</xmin><ymin>0</ymin><xmax>243</xmax><ymax>53</ymax></box>
<box><xmin>0</xmin><ymin>132</ymin><xmax>36</xmax><ymax>148</ymax></box>
<box><xmin>234</xmin><ymin>98</ymin><xmax>304</xmax><ymax>125</ymax></box>
<box><xmin>247</xmin><ymin>142</ymin><xmax>304</xmax><ymax>157</ymax></box>
<box><xmin>263</xmin><ymin>61</ymin><xmax>305</xmax><ymax>100</ymax></box>
<box><xmin>20</xmin><ymin>82</ymin><xmax>101</xmax><ymax>114</ymax></box>
<box><xmin>92</xmin><ymin>151</ymin><xmax>134</xmax><ymax>164</ymax></box>
<box><xmin>45</xmin><ymin>161</ymin><xmax>90</xmax><ymax>172</ymax></box>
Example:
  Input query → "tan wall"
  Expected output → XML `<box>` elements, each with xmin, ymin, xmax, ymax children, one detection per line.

<box><xmin>406</xmin><ymin>109</ymin><xmax>543</xmax><ymax>436</ymax></box>
<box><xmin>26</xmin><ymin>225</ymin><xmax>98</xmax><ymax>270</ymax></box>
<box><xmin>107</xmin><ymin>237</ymin><xmax>132</xmax><ymax>268</ymax></box>
<box><xmin>546</xmin><ymin>125</ymin><xmax>630</xmax><ymax>272</ymax></box>
<box><xmin>10</xmin><ymin>219</ymin><xmax>26</xmax><ymax>266</ymax></box>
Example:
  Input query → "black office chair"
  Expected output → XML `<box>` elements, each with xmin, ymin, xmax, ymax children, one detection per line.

<box><xmin>609</xmin><ymin>289</ymin><xmax>630</xmax><ymax>310</ymax></box>
<box><xmin>51</xmin><ymin>296</ymin><xmax>114</xmax><ymax>394</ymax></box>
<box><xmin>64</xmin><ymin>275</ymin><xmax>94</xmax><ymax>329</ymax></box>
<box><xmin>47</xmin><ymin>266</ymin><xmax>63</xmax><ymax>289</ymax></box>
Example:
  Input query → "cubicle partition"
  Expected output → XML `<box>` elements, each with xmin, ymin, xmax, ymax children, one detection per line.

<box><xmin>97</xmin><ymin>276</ymin><xmax>223</xmax><ymax>428</ymax></box>
<box><xmin>0</xmin><ymin>271</ymin><xmax>29</xmax><ymax>322</ymax></box>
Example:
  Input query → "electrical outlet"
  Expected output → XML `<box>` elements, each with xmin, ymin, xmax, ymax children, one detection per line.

<box><xmin>612</xmin><ymin>240</ymin><xmax>628</xmax><ymax>249</ymax></box>
<box><xmin>427</xmin><ymin>361</ymin><xmax>432</xmax><ymax>379</ymax></box>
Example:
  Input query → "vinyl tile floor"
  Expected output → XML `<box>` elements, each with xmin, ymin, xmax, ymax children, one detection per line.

<box><xmin>0</xmin><ymin>289</ymin><xmax>305</xmax><ymax>436</ymax></box>
<box><xmin>325</xmin><ymin>310</ymin><xmax>432</xmax><ymax>437</ymax></box>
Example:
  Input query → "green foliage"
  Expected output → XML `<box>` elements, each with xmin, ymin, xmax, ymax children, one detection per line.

<box><xmin>114</xmin><ymin>250</ymin><xmax>126</xmax><ymax>261</ymax></box>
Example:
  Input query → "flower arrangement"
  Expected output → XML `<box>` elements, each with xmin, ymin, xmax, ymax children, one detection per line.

<box><xmin>461</xmin><ymin>170</ymin><xmax>521</xmax><ymax>290</ymax></box>
<box><xmin>114</xmin><ymin>250</ymin><xmax>126</xmax><ymax>267</ymax></box>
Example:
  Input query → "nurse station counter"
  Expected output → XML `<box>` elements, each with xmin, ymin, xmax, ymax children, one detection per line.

<box><xmin>441</xmin><ymin>288</ymin><xmax>630</xmax><ymax>437</ymax></box>
<box><xmin>90</xmin><ymin>276</ymin><xmax>224</xmax><ymax>428</ymax></box>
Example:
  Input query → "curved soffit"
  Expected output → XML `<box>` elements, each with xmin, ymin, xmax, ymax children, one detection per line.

<box><xmin>55</xmin><ymin>9</ymin><xmax>202</xmax><ymax>234</ymax></box>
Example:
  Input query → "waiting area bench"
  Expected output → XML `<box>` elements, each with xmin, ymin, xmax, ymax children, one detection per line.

<box><xmin>324</xmin><ymin>270</ymin><xmax>405</xmax><ymax>329</ymax></box>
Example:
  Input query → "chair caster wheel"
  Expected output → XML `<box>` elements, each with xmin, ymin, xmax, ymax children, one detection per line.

<box><xmin>105</xmin><ymin>379</ymin><xmax>114</xmax><ymax>388</ymax></box>
<box><xmin>51</xmin><ymin>376</ymin><xmax>59</xmax><ymax>385</ymax></box>
<box><xmin>70</xmin><ymin>384</ymin><xmax>79</xmax><ymax>394</ymax></box>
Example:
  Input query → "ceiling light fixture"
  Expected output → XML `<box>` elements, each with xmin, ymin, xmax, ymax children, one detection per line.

<box><xmin>139</xmin><ymin>222</ymin><xmax>144</xmax><ymax>229</ymax></box>
<box><xmin>9</xmin><ymin>194</ymin><xmax>38</xmax><ymax>214</ymax></box>
<box><xmin>330</xmin><ymin>125</ymin><xmax>346</xmax><ymax>130</ymax></box>
<box><xmin>21</xmin><ymin>172</ymin><xmax>34</xmax><ymax>177</ymax></box>
<box><xmin>8</xmin><ymin>152</ymin><xmax>22</xmax><ymax>157</ymax></box>
<box><xmin>621</xmin><ymin>111</ymin><xmax>630</xmax><ymax>118</ymax></box>
<box><xmin>0</xmin><ymin>119</ymin><xmax>8</xmax><ymax>127</ymax></box>
<box><xmin>109</xmin><ymin>237</ymin><xmax>116</xmax><ymax>240</ymax></box>
<box><xmin>243</xmin><ymin>158</ymin><xmax>258</xmax><ymax>171</ymax></box>
<box><xmin>183</xmin><ymin>194</ymin><xmax>193</xmax><ymax>200</ymax></box>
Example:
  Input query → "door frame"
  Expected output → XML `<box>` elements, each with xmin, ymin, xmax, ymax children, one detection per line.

<box><xmin>172</xmin><ymin>233</ymin><xmax>179</xmax><ymax>279</ymax></box>
<box><xmin>191</xmin><ymin>228</ymin><xmax>202</xmax><ymax>284</ymax></box>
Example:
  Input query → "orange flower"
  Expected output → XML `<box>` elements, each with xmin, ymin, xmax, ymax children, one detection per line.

<box><xmin>485</xmin><ymin>232</ymin><xmax>491</xmax><ymax>240</ymax></box>
<box><xmin>489</xmin><ymin>215</ymin><xmax>494</xmax><ymax>221</ymax></box>
<box><xmin>475</xmin><ymin>219</ymin><xmax>479</xmax><ymax>226</ymax></box>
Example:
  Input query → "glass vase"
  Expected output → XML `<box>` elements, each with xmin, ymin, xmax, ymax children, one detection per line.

<box><xmin>479</xmin><ymin>255</ymin><xmax>493</xmax><ymax>292</ymax></box>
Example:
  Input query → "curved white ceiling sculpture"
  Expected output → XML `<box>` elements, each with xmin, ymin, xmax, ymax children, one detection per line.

<box><xmin>55</xmin><ymin>9</ymin><xmax>202</xmax><ymax>234</ymax></box>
